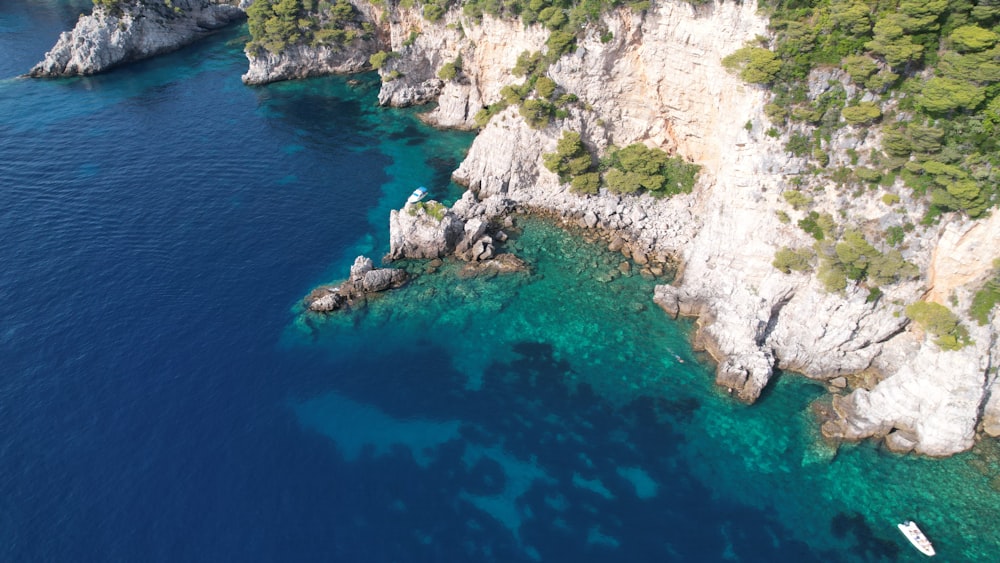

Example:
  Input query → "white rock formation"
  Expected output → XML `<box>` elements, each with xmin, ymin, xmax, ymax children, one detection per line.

<box><xmin>29</xmin><ymin>0</ymin><xmax>246</xmax><ymax>77</ymax></box>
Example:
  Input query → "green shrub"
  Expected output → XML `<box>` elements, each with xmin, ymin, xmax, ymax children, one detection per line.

<box><xmin>520</xmin><ymin>98</ymin><xmax>556</xmax><ymax>129</ymax></box>
<box><xmin>905</xmin><ymin>301</ymin><xmax>972</xmax><ymax>350</ymax></box>
<box><xmin>798</xmin><ymin>211</ymin><xmax>824</xmax><ymax>240</ymax></box>
<box><xmin>885</xmin><ymin>225</ymin><xmax>905</xmax><ymax>246</ymax></box>
<box><xmin>545</xmin><ymin>31</ymin><xmax>577</xmax><ymax>61</ymax></box>
<box><xmin>773</xmin><ymin>247</ymin><xmax>814</xmax><ymax>273</ymax></box>
<box><xmin>949</xmin><ymin>25</ymin><xmax>998</xmax><ymax>53</ymax></box>
<box><xmin>785</xmin><ymin>133</ymin><xmax>813</xmax><ymax>156</ymax></box>
<box><xmin>409</xmin><ymin>200</ymin><xmax>447</xmax><ymax>221</ymax></box>
<box><xmin>842</xmin><ymin>102</ymin><xmax>882</xmax><ymax>125</ymax></box>
<box><xmin>512</xmin><ymin>50</ymin><xmax>544</xmax><ymax>77</ymax></box>
<box><xmin>776</xmin><ymin>210</ymin><xmax>791</xmax><ymax>223</ymax></box>
<box><xmin>247</xmin><ymin>0</ymin><xmax>361</xmax><ymax>54</ymax></box>
<box><xmin>817</xmin><ymin>254</ymin><xmax>848</xmax><ymax>292</ymax></box>
<box><xmin>438</xmin><ymin>60</ymin><xmax>459</xmax><ymax>81</ymax></box>
<box><xmin>422</xmin><ymin>0</ymin><xmax>447</xmax><ymax>22</ymax></box>
<box><xmin>881</xmin><ymin>193</ymin><xmax>900</xmax><ymax>205</ymax></box>
<box><xmin>571</xmin><ymin>172</ymin><xmax>601</xmax><ymax>194</ymax></box>
<box><xmin>918</xmin><ymin>77</ymin><xmax>986</xmax><ymax>113</ymax></box>
<box><xmin>812</xmin><ymin>147</ymin><xmax>830</xmax><ymax>167</ymax></box>
<box><xmin>855</xmin><ymin>167</ymin><xmax>882</xmax><ymax>183</ymax></box>
<box><xmin>722</xmin><ymin>46</ymin><xmax>782</xmax><ymax>84</ymax></box>
<box><xmin>764</xmin><ymin>103</ymin><xmax>788</xmax><ymax>124</ymax></box>
<box><xmin>783</xmin><ymin>190</ymin><xmax>812</xmax><ymax>210</ymax></box>
<box><xmin>970</xmin><ymin>265</ymin><xmax>1000</xmax><ymax>325</ymax></box>
<box><xmin>369</xmin><ymin>50</ymin><xmax>392</xmax><ymax>69</ymax></box>
<box><xmin>602</xmin><ymin>143</ymin><xmax>699</xmax><ymax>198</ymax></box>
<box><xmin>535</xmin><ymin>76</ymin><xmax>557</xmax><ymax>99</ymax></box>
<box><xmin>474</xmin><ymin>103</ymin><xmax>506</xmax><ymax>128</ymax></box>
<box><xmin>842</xmin><ymin>55</ymin><xmax>878</xmax><ymax>85</ymax></box>
<box><xmin>402</xmin><ymin>30</ymin><xmax>420</xmax><ymax>47</ymax></box>
<box><xmin>543</xmin><ymin>131</ymin><xmax>592</xmax><ymax>182</ymax></box>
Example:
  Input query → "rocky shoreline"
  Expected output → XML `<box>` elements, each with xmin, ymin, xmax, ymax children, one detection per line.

<box><xmin>33</xmin><ymin>0</ymin><xmax>1000</xmax><ymax>457</ymax></box>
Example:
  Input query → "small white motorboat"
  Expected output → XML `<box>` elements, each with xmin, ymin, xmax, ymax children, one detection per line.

<box><xmin>406</xmin><ymin>186</ymin><xmax>428</xmax><ymax>204</ymax></box>
<box><xmin>898</xmin><ymin>520</ymin><xmax>935</xmax><ymax>557</ymax></box>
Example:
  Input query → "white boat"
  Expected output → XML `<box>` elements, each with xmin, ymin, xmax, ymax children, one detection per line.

<box><xmin>898</xmin><ymin>520</ymin><xmax>935</xmax><ymax>557</ymax></box>
<box><xmin>406</xmin><ymin>186</ymin><xmax>428</xmax><ymax>204</ymax></box>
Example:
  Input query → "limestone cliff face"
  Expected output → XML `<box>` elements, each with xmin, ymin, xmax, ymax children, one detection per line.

<box><xmin>29</xmin><ymin>0</ymin><xmax>246</xmax><ymax>77</ymax></box>
<box><xmin>375</xmin><ymin>1</ymin><xmax>1000</xmax><ymax>456</ymax></box>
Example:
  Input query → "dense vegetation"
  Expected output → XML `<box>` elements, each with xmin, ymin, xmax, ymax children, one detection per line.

<box><xmin>543</xmin><ymin>131</ymin><xmax>700</xmax><ymax>198</ymax></box>
<box><xmin>93</xmin><ymin>0</ymin><xmax>183</xmax><ymax>16</ymax></box>
<box><xmin>246</xmin><ymin>0</ymin><xmax>374</xmax><ymax>55</ymax></box>
<box><xmin>905</xmin><ymin>300</ymin><xmax>972</xmax><ymax>349</ymax></box>
<box><xmin>741</xmin><ymin>0</ymin><xmax>1000</xmax><ymax>220</ymax></box>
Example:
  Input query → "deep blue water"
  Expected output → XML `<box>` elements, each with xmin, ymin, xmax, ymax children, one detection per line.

<box><xmin>3</xmin><ymin>3</ymin><xmax>999</xmax><ymax>562</ymax></box>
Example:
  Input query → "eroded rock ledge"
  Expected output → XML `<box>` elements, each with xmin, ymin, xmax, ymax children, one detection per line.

<box><xmin>29</xmin><ymin>0</ymin><xmax>247</xmax><ymax>78</ymax></box>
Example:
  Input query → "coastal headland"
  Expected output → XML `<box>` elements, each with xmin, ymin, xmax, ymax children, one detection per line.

<box><xmin>32</xmin><ymin>0</ymin><xmax>1000</xmax><ymax>457</ymax></box>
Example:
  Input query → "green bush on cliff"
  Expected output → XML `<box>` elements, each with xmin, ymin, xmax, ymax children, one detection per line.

<box><xmin>842</xmin><ymin>102</ymin><xmax>882</xmax><ymax>125</ymax></box>
<box><xmin>722</xmin><ymin>46</ymin><xmax>782</xmax><ymax>84</ymax></box>
<box><xmin>811</xmin><ymin>228</ymin><xmax>917</xmax><ymax>290</ymax></box>
<box><xmin>543</xmin><ymin>132</ymin><xmax>699</xmax><ymax>198</ymax></box>
<box><xmin>603</xmin><ymin>143</ymin><xmax>699</xmax><ymax>198</ymax></box>
<box><xmin>773</xmin><ymin>246</ymin><xmax>815</xmax><ymax>273</ymax></box>
<box><xmin>970</xmin><ymin>260</ymin><xmax>1000</xmax><ymax>325</ymax></box>
<box><xmin>905</xmin><ymin>301</ymin><xmax>972</xmax><ymax>350</ymax></box>
<box><xmin>543</xmin><ymin>131</ymin><xmax>594</xmax><ymax>185</ymax></box>
<box><xmin>437</xmin><ymin>54</ymin><xmax>462</xmax><ymax>80</ymax></box>
<box><xmin>782</xmin><ymin>190</ymin><xmax>812</xmax><ymax>210</ymax></box>
<box><xmin>520</xmin><ymin>98</ymin><xmax>556</xmax><ymax>129</ymax></box>
<box><xmin>369</xmin><ymin>50</ymin><xmax>397</xmax><ymax>69</ymax></box>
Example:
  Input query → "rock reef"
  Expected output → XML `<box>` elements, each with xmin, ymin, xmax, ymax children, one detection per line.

<box><xmin>305</xmin><ymin>256</ymin><xmax>407</xmax><ymax>313</ymax></box>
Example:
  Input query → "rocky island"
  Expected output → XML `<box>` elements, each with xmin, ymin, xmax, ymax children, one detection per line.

<box><xmin>34</xmin><ymin>0</ymin><xmax>1000</xmax><ymax>457</ymax></box>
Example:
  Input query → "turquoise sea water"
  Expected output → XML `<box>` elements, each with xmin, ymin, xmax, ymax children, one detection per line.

<box><xmin>2</xmin><ymin>2</ymin><xmax>999</xmax><ymax>561</ymax></box>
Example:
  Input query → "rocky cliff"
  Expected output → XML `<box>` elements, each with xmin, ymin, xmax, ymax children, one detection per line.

<box><xmin>362</xmin><ymin>0</ymin><xmax>1000</xmax><ymax>456</ymax></box>
<box><xmin>34</xmin><ymin>0</ymin><xmax>1000</xmax><ymax>456</ymax></box>
<box><xmin>29</xmin><ymin>0</ymin><xmax>247</xmax><ymax>77</ymax></box>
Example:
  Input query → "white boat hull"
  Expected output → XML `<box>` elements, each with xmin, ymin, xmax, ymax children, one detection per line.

<box><xmin>898</xmin><ymin>521</ymin><xmax>935</xmax><ymax>557</ymax></box>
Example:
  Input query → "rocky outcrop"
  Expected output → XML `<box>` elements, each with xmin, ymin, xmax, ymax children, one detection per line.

<box><xmin>388</xmin><ymin>200</ymin><xmax>466</xmax><ymax>260</ymax></box>
<box><xmin>305</xmin><ymin>255</ymin><xmax>407</xmax><ymax>312</ymax></box>
<box><xmin>821</xmin><ymin>336</ymin><xmax>990</xmax><ymax>456</ymax></box>
<box><xmin>29</xmin><ymin>0</ymin><xmax>246</xmax><ymax>77</ymax></box>
<box><xmin>387</xmin><ymin>194</ymin><xmax>519</xmax><ymax>265</ymax></box>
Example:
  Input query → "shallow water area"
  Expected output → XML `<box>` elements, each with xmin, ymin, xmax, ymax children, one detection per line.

<box><xmin>290</xmin><ymin>217</ymin><xmax>1000</xmax><ymax>562</ymax></box>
